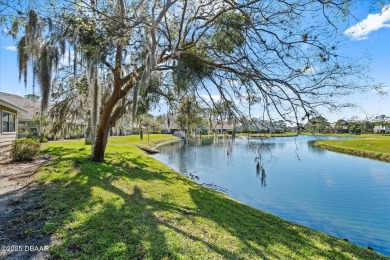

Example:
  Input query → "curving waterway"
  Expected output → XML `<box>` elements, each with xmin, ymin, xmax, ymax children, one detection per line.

<box><xmin>153</xmin><ymin>135</ymin><xmax>390</xmax><ymax>256</ymax></box>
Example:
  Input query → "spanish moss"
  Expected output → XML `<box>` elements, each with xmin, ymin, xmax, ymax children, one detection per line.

<box><xmin>17</xmin><ymin>36</ymin><xmax>28</xmax><ymax>87</ymax></box>
<box><xmin>38</xmin><ymin>44</ymin><xmax>59</xmax><ymax>111</ymax></box>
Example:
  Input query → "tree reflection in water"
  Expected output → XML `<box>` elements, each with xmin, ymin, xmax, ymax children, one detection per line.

<box><xmin>255</xmin><ymin>156</ymin><xmax>267</xmax><ymax>187</ymax></box>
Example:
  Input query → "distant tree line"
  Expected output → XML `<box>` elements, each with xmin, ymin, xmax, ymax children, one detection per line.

<box><xmin>304</xmin><ymin>115</ymin><xmax>390</xmax><ymax>134</ymax></box>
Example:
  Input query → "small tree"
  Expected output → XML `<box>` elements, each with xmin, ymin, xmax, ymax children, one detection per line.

<box><xmin>176</xmin><ymin>96</ymin><xmax>204</xmax><ymax>136</ymax></box>
<box><xmin>335</xmin><ymin>119</ymin><xmax>349</xmax><ymax>133</ymax></box>
<box><xmin>305</xmin><ymin>116</ymin><xmax>329</xmax><ymax>133</ymax></box>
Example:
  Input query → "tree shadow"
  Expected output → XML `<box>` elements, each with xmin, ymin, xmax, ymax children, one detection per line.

<box><xmin>17</xmin><ymin>143</ymin><xmax>385</xmax><ymax>259</ymax></box>
<box><xmin>43</xmin><ymin>157</ymin><xmax>244</xmax><ymax>258</ymax></box>
<box><xmin>189</xmin><ymin>188</ymin><xmax>381</xmax><ymax>259</ymax></box>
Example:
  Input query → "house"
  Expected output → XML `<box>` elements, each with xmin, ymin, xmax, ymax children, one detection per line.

<box><xmin>237</xmin><ymin>121</ymin><xmax>270</xmax><ymax>134</ymax></box>
<box><xmin>0</xmin><ymin>97</ymin><xmax>28</xmax><ymax>158</ymax></box>
<box><xmin>0</xmin><ymin>92</ymin><xmax>40</xmax><ymax>133</ymax></box>
<box><xmin>373</xmin><ymin>125</ymin><xmax>390</xmax><ymax>134</ymax></box>
<box><xmin>212</xmin><ymin>122</ymin><xmax>236</xmax><ymax>134</ymax></box>
<box><xmin>160</xmin><ymin>115</ymin><xmax>181</xmax><ymax>134</ymax></box>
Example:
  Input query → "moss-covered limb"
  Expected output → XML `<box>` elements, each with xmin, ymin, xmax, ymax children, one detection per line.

<box><xmin>35</xmin><ymin>135</ymin><xmax>387</xmax><ymax>259</ymax></box>
<box><xmin>315</xmin><ymin>138</ymin><xmax>390</xmax><ymax>162</ymax></box>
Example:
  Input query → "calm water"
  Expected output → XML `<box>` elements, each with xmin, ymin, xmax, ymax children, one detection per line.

<box><xmin>153</xmin><ymin>136</ymin><xmax>390</xmax><ymax>255</ymax></box>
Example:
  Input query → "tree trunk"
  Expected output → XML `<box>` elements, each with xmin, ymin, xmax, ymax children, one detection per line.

<box><xmin>232</xmin><ymin>118</ymin><xmax>236</xmax><ymax>138</ymax></box>
<box><xmin>90</xmin><ymin>44</ymin><xmax>136</xmax><ymax>162</ymax></box>
<box><xmin>90</xmin><ymin>63</ymin><xmax>100</xmax><ymax>146</ymax></box>
<box><xmin>91</xmin><ymin>95</ymin><xmax>117</xmax><ymax>162</ymax></box>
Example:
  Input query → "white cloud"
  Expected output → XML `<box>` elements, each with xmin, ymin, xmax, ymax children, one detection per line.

<box><xmin>3</xmin><ymin>45</ymin><xmax>17</xmax><ymax>51</ymax></box>
<box><xmin>344</xmin><ymin>4</ymin><xmax>390</xmax><ymax>40</ymax></box>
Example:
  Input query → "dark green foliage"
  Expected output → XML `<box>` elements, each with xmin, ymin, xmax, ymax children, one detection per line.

<box><xmin>84</xmin><ymin>138</ymin><xmax>92</xmax><ymax>145</ymax></box>
<box><xmin>74</xmin><ymin>17</ymin><xmax>106</xmax><ymax>58</ymax></box>
<box><xmin>173</xmin><ymin>49</ymin><xmax>213</xmax><ymax>92</ymax></box>
<box><xmin>176</xmin><ymin>96</ymin><xmax>204</xmax><ymax>134</ymax></box>
<box><xmin>39</xmin><ymin>137</ymin><xmax>48</xmax><ymax>143</ymax></box>
<box><xmin>11</xmin><ymin>138</ymin><xmax>41</xmax><ymax>161</ymax></box>
<box><xmin>211</xmin><ymin>12</ymin><xmax>248</xmax><ymax>53</ymax></box>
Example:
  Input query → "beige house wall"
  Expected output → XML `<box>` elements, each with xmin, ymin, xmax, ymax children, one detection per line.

<box><xmin>0</xmin><ymin>104</ymin><xmax>18</xmax><ymax>151</ymax></box>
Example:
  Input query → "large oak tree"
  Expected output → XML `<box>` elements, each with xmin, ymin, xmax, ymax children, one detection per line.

<box><xmin>1</xmin><ymin>0</ymin><xmax>370</xmax><ymax>161</ymax></box>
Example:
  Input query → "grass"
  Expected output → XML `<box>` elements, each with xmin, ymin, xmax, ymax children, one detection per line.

<box><xmin>34</xmin><ymin>135</ymin><xmax>387</xmax><ymax>259</ymax></box>
<box><xmin>315</xmin><ymin>135</ymin><xmax>390</xmax><ymax>162</ymax></box>
<box><xmin>301</xmin><ymin>132</ymin><xmax>388</xmax><ymax>138</ymax></box>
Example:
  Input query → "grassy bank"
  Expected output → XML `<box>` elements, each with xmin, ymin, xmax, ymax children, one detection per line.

<box><xmin>302</xmin><ymin>132</ymin><xmax>388</xmax><ymax>138</ymax></box>
<box><xmin>35</xmin><ymin>135</ymin><xmax>386</xmax><ymax>259</ymax></box>
<box><xmin>316</xmin><ymin>136</ymin><xmax>390</xmax><ymax>162</ymax></box>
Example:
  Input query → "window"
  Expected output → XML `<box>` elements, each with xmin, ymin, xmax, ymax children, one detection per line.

<box><xmin>2</xmin><ymin>111</ymin><xmax>16</xmax><ymax>133</ymax></box>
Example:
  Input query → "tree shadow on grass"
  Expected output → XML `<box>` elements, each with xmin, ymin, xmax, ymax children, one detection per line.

<box><xmin>37</xmin><ymin>148</ymin><xmax>189</xmax><ymax>258</ymax></box>
<box><xmin>33</xmin><ymin>145</ymin><xmax>386</xmax><ymax>259</ymax></box>
<box><xmin>189</xmin><ymin>188</ymin><xmax>386</xmax><ymax>259</ymax></box>
<box><xmin>39</xmin><ymin>147</ymin><xmax>256</xmax><ymax>258</ymax></box>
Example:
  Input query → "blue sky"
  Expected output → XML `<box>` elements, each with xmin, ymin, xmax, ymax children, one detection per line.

<box><xmin>0</xmin><ymin>2</ymin><xmax>389</xmax><ymax>122</ymax></box>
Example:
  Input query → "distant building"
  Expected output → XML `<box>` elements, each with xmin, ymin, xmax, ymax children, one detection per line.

<box><xmin>160</xmin><ymin>121</ymin><xmax>180</xmax><ymax>134</ymax></box>
<box><xmin>373</xmin><ymin>125</ymin><xmax>390</xmax><ymax>134</ymax></box>
<box><xmin>212</xmin><ymin>122</ymin><xmax>236</xmax><ymax>134</ymax></box>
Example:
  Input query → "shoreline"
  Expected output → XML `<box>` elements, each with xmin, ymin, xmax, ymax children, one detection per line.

<box><xmin>315</xmin><ymin>140</ymin><xmax>390</xmax><ymax>163</ymax></box>
<box><xmin>153</xmin><ymin>137</ymin><xmax>181</xmax><ymax>149</ymax></box>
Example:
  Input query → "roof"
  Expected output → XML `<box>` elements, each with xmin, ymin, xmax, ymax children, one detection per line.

<box><xmin>213</xmin><ymin>122</ymin><xmax>235</xmax><ymax>130</ymax></box>
<box><xmin>161</xmin><ymin>122</ymin><xmax>180</xmax><ymax>130</ymax></box>
<box><xmin>0</xmin><ymin>92</ymin><xmax>40</xmax><ymax>121</ymax></box>
<box><xmin>0</xmin><ymin>97</ymin><xmax>28</xmax><ymax>113</ymax></box>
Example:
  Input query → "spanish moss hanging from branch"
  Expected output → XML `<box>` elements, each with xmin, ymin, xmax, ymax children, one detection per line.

<box><xmin>17</xmin><ymin>36</ymin><xmax>28</xmax><ymax>87</ymax></box>
<box><xmin>38</xmin><ymin>43</ymin><xmax>59</xmax><ymax>111</ymax></box>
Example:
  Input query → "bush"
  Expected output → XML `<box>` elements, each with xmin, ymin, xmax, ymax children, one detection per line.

<box><xmin>11</xmin><ymin>138</ymin><xmax>41</xmax><ymax>161</ymax></box>
<box><xmin>84</xmin><ymin>137</ymin><xmax>92</xmax><ymax>145</ymax></box>
<box><xmin>40</xmin><ymin>137</ymin><xmax>48</xmax><ymax>143</ymax></box>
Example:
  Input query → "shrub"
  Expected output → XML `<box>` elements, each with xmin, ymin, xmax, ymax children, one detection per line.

<box><xmin>84</xmin><ymin>138</ymin><xmax>92</xmax><ymax>145</ymax></box>
<box><xmin>40</xmin><ymin>137</ymin><xmax>48</xmax><ymax>143</ymax></box>
<box><xmin>11</xmin><ymin>138</ymin><xmax>41</xmax><ymax>161</ymax></box>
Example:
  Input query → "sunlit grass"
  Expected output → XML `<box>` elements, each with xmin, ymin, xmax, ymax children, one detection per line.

<box><xmin>316</xmin><ymin>135</ymin><xmax>390</xmax><ymax>162</ymax></box>
<box><xmin>36</xmin><ymin>135</ymin><xmax>387</xmax><ymax>259</ymax></box>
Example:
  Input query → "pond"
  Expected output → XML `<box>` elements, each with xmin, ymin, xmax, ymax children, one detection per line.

<box><xmin>153</xmin><ymin>135</ymin><xmax>390</xmax><ymax>256</ymax></box>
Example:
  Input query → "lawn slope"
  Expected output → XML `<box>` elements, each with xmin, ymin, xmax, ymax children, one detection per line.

<box><xmin>316</xmin><ymin>136</ymin><xmax>390</xmax><ymax>162</ymax></box>
<box><xmin>37</xmin><ymin>135</ymin><xmax>387</xmax><ymax>259</ymax></box>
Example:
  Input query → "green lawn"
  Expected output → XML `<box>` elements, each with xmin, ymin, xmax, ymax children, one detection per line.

<box><xmin>316</xmin><ymin>135</ymin><xmax>390</xmax><ymax>162</ymax></box>
<box><xmin>36</xmin><ymin>135</ymin><xmax>387</xmax><ymax>259</ymax></box>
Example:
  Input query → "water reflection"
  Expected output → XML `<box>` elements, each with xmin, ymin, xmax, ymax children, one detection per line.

<box><xmin>256</xmin><ymin>164</ymin><xmax>267</xmax><ymax>187</ymax></box>
<box><xmin>154</xmin><ymin>136</ymin><xmax>390</xmax><ymax>255</ymax></box>
<box><xmin>307</xmin><ymin>140</ymin><xmax>326</xmax><ymax>155</ymax></box>
<box><xmin>255</xmin><ymin>156</ymin><xmax>267</xmax><ymax>187</ymax></box>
